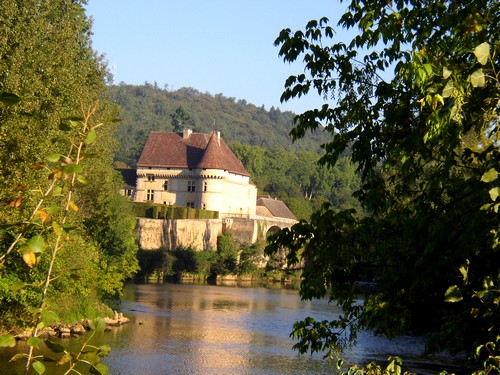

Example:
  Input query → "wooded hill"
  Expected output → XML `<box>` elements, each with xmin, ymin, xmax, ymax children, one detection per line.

<box><xmin>109</xmin><ymin>83</ymin><xmax>330</xmax><ymax>167</ymax></box>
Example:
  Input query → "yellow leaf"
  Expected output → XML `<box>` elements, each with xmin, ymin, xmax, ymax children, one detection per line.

<box><xmin>68</xmin><ymin>201</ymin><xmax>79</xmax><ymax>212</ymax></box>
<box><xmin>35</xmin><ymin>210</ymin><xmax>50</xmax><ymax>223</ymax></box>
<box><xmin>442</xmin><ymin>66</ymin><xmax>452</xmax><ymax>79</ymax></box>
<box><xmin>22</xmin><ymin>252</ymin><xmax>37</xmax><ymax>268</ymax></box>
<box><xmin>48</xmin><ymin>169</ymin><xmax>62</xmax><ymax>181</ymax></box>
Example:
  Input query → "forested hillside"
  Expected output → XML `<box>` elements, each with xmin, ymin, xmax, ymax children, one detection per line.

<box><xmin>109</xmin><ymin>83</ymin><xmax>330</xmax><ymax>167</ymax></box>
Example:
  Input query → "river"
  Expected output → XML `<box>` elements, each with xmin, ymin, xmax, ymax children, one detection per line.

<box><xmin>0</xmin><ymin>282</ymin><xmax>466</xmax><ymax>374</ymax></box>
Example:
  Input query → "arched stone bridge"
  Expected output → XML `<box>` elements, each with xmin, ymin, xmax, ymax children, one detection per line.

<box><xmin>224</xmin><ymin>216</ymin><xmax>297</xmax><ymax>245</ymax></box>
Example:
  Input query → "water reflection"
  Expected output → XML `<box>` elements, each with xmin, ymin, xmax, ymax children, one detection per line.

<box><xmin>0</xmin><ymin>282</ymin><xmax>466</xmax><ymax>375</ymax></box>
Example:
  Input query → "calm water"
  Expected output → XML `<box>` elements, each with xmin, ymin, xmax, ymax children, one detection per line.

<box><xmin>0</xmin><ymin>282</ymin><xmax>465</xmax><ymax>374</ymax></box>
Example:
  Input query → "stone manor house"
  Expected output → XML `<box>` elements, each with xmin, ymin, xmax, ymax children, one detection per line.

<box><xmin>119</xmin><ymin>130</ymin><xmax>296</xmax><ymax>222</ymax></box>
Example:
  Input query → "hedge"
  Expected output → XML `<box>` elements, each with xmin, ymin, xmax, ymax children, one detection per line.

<box><xmin>133</xmin><ymin>202</ymin><xmax>219</xmax><ymax>219</ymax></box>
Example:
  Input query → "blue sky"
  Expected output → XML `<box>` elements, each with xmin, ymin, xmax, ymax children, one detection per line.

<box><xmin>84</xmin><ymin>1</ymin><xmax>353</xmax><ymax>115</ymax></box>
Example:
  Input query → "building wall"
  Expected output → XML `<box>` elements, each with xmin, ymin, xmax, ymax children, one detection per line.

<box><xmin>135</xmin><ymin>167</ymin><xmax>257</xmax><ymax>216</ymax></box>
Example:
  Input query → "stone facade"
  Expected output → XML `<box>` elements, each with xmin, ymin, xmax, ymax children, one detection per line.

<box><xmin>134</xmin><ymin>130</ymin><xmax>258</xmax><ymax>217</ymax></box>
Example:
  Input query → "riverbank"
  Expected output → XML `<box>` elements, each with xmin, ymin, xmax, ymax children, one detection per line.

<box><xmin>4</xmin><ymin>310</ymin><xmax>130</xmax><ymax>345</ymax></box>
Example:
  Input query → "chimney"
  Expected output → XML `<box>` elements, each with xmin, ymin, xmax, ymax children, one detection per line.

<box><xmin>183</xmin><ymin>129</ymin><xmax>192</xmax><ymax>139</ymax></box>
<box><xmin>214</xmin><ymin>131</ymin><xmax>221</xmax><ymax>145</ymax></box>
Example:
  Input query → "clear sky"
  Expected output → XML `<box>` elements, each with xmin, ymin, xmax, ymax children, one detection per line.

<box><xmin>84</xmin><ymin>1</ymin><xmax>352</xmax><ymax>115</ymax></box>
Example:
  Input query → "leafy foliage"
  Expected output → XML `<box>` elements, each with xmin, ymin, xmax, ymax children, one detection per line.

<box><xmin>267</xmin><ymin>0</ymin><xmax>500</xmax><ymax>366</ymax></box>
<box><xmin>0</xmin><ymin>1</ymin><xmax>138</xmax><ymax>371</ymax></box>
<box><xmin>231</xmin><ymin>142</ymin><xmax>362</xmax><ymax>219</ymax></box>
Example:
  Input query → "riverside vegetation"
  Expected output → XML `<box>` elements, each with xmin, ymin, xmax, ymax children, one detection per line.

<box><xmin>0</xmin><ymin>1</ymin><xmax>138</xmax><ymax>373</ymax></box>
<box><xmin>265</xmin><ymin>0</ymin><xmax>500</xmax><ymax>373</ymax></box>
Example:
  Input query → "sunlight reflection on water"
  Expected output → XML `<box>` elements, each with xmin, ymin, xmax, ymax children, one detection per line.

<box><xmin>0</xmin><ymin>282</ymin><xmax>466</xmax><ymax>375</ymax></box>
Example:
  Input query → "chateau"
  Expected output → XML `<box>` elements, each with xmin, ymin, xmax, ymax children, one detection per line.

<box><xmin>118</xmin><ymin>130</ymin><xmax>296</xmax><ymax>250</ymax></box>
<box><xmin>128</xmin><ymin>130</ymin><xmax>258</xmax><ymax>218</ymax></box>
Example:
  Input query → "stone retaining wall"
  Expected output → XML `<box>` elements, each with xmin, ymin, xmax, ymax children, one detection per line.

<box><xmin>136</xmin><ymin>217</ymin><xmax>296</xmax><ymax>251</ymax></box>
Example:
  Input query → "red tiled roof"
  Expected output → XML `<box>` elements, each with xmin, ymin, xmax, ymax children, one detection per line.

<box><xmin>137</xmin><ymin>131</ymin><xmax>250</xmax><ymax>176</ymax></box>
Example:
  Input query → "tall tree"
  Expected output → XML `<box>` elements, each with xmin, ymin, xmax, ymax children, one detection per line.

<box><xmin>267</xmin><ymin>0</ymin><xmax>499</xmax><ymax>366</ymax></box>
<box><xmin>170</xmin><ymin>105</ymin><xmax>195</xmax><ymax>132</ymax></box>
<box><xmin>0</xmin><ymin>0</ymin><xmax>138</xmax><ymax>330</ymax></box>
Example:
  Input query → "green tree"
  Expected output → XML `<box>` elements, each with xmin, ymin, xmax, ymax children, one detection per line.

<box><xmin>170</xmin><ymin>105</ymin><xmax>195</xmax><ymax>132</ymax></box>
<box><xmin>0</xmin><ymin>0</ymin><xmax>137</xmax><ymax>334</ymax></box>
<box><xmin>214</xmin><ymin>233</ymin><xmax>238</xmax><ymax>275</ymax></box>
<box><xmin>267</xmin><ymin>0</ymin><xmax>499</xmax><ymax>366</ymax></box>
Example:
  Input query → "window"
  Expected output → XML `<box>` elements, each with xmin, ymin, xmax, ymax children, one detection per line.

<box><xmin>146</xmin><ymin>189</ymin><xmax>154</xmax><ymax>201</ymax></box>
<box><xmin>147</xmin><ymin>175</ymin><xmax>155</xmax><ymax>182</ymax></box>
<box><xmin>203</xmin><ymin>181</ymin><xmax>208</xmax><ymax>192</ymax></box>
<box><xmin>187</xmin><ymin>202</ymin><xmax>195</xmax><ymax>208</ymax></box>
<box><xmin>163</xmin><ymin>180</ymin><xmax>168</xmax><ymax>191</ymax></box>
<box><xmin>187</xmin><ymin>180</ymin><xmax>196</xmax><ymax>192</ymax></box>
<box><xmin>202</xmin><ymin>203</ymin><xmax>206</xmax><ymax>210</ymax></box>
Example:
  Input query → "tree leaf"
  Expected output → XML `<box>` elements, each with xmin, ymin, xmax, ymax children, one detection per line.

<box><xmin>88</xmin><ymin>317</ymin><xmax>106</xmax><ymax>332</ymax></box>
<box><xmin>26</xmin><ymin>235</ymin><xmax>45</xmax><ymax>253</ymax></box>
<box><xmin>85</xmin><ymin>129</ymin><xmax>97</xmax><ymax>145</ymax></box>
<box><xmin>82</xmin><ymin>352</ymin><xmax>100</xmax><ymax>366</ymax></box>
<box><xmin>444</xmin><ymin>285</ymin><xmax>463</xmax><ymax>302</ymax></box>
<box><xmin>459</xmin><ymin>261</ymin><xmax>469</xmax><ymax>282</ymax></box>
<box><xmin>489</xmin><ymin>187</ymin><xmax>500</xmax><ymax>201</ymax></box>
<box><xmin>62</xmin><ymin>164</ymin><xmax>82</xmax><ymax>174</ymax></box>
<box><xmin>32</xmin><ymin>360</ymin><xmax>46</xmax><ymax>375</ymax></box>
<box><xmin>94</xmin><ymin>317</ymin><xmax>106</xmax><ymax>332</ymax></box>
<box><xmin>77</xmin><ymin>174</ymin><xmax>88</xmax><ymax>184</ymax></box>
<box><xmin>90</xmin><ymin>362</ymin><xmax>109</xmax><ymax>375</ymax></box>
<box><xmin>0</xmin><ymin>92</ymin><xmax>21</xmax><ymax>105</ymax></box>
<box><xmin>10</xmin><ymin>353</ymin><xmax>26</xmax><ymax>362</ymax></box>
<box><xmin>473</xmin><ymin>42</ymin><xmax>490</xmax><ymax>65</ymax></box>
<box><xmin>41</xmin><ymin>310</ymin><xmax>60</xmax><ymax>326</ymax></box>
<box><xmin>52</xmin><ymin>186</ymin><xmax>63</xmax><ymax>196</ymax></box>
<box><xmin>481</xmin><ymin>168</ymin><xmax>498</xmax><ymax>183</ymax></box>
<box><xmin>11</xmin><ymin>281</ymin><xmax>27</xmax><ymax>293</ymax></box>
<box><xmin>27</xmin><ymin>336</ymin><xmax>41</xmax><ymax>346</ymax></box>
<box><xmin>0</xmin><ymin>334</ymin><xmax>16</xmax><ymax>347</ymax></box>
<box><xmin>58</xmin><ymin>121</ymin><xmax>72</xmax><ymax>131</ymax></box>
<box><xmin>45</xmin><ymin>153</ymin><xmax>61</xmax><ymax>163</ymax></box>
<box><xmin>35</xmin><ymin>210</ymin><xmax>50</xmax><ymax>224</ymax></box>
<box><xmin>68</xmin><ymin>200</ymin><xmax>79</xmax><ymax>212</ymax></box>
<box><xmin>44</xmin><ymin>339</ymin><xmax>66</xmax><ymax>353</ymax></box>
<box><xmin>442</xmin><ymin>80</ymin><xmax>454</xmax><ymax>98</ymax></box>
<box><xmin>470</xmin><ymin>69</ymin><xmax>485</xmax><ymax>87</ymax></box>
<box><xmin>22</xmin><ymin>252</ymin><xmax>37</xmax><ymax>268</ymax></box>
<box><xmin>98</xmin><ymin>345</ymin><xmax>111</xmax><ymax>357</ymax></box>
<box><xmin>442</xmin><ymin>66</ymin><xmax>452</xmax><ymax>79</ymax></box>
<box><xmin>52</xmin><ymin>221</ymin><xmax>62</xmax><ymax>236</ymax></box>
<box><xmin>57</xmin><ymin>352</ymin><xmax>72</xmax><ymax>365</ymax></box>
<box><xmin>8</xmin><ymin>194</ymin><xmax>23</xmax><ymax>208</ymax></box>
